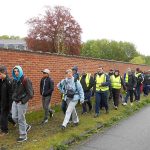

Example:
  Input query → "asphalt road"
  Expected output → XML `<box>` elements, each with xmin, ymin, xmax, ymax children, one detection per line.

<box><xmin>71</xmin><ymin>106</ymin><xmax>150</xmax><ymax>150</ymax></box>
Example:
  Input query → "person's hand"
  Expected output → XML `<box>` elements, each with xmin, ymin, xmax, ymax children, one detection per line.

<box><xmin>80</xmin><ymin>100</ymin><xmax>84</xmax><ymax>105</ymax></box>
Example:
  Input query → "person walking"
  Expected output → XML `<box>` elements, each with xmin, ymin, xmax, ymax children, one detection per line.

<box><xmin>110</xmin><ymin>69</ymin><xmax>126</xmax><ymax>109</ymax></box>
<box><xmin>57</xmin><ymin>69</ymin><xmax>84</xmax><ymax>129</ymax></box>
<box><xmin>93</xmin><ymin>66</ymin><xmax>110</xmax><ymax>117</ymax></box>
<box><xmin>40</xmin><ymin>69</ymin><xmax>54</xmax><ymax>124</ymax></box>
<box><xmin>80</xmin><ymin>69</ymin><xmax>94</xmax><ymax>114</ymax></box>
<box><xmin>135</xmin><ymin>68</ymin><xmax>144</xmax><ymax>101</ymax></box>
<box><xmin>11</xmin><ymin>66</ymin><xmax>33</xmax><ymax>142</ymax></box>
<box><xmin>0</xmin><ymin>66</ymin><xmax>12</xmax><ymax>136</ymax></box>
<box><xmin>123</xmin><ymin>68</ymin><xmax>137</xmax><ymax>106</ymax></box>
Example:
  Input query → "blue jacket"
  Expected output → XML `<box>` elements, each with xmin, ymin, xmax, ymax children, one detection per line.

<box><xmin>57</xmin><ymin>77</ymin><xmax>84</xmax><ymax>103</ymax></box>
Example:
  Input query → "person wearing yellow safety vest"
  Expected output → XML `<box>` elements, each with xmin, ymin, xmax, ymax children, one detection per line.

<box><xmin>110</xmin><ymin>69</ymin><xmax>126</xmax><ymax>110</ymax></box>
<box><xmin>93</xmin><ymin>66</ymin><xmax>110</xmax><ymax>118</ymax></box>
<box><xmin>108</xmin><ymin>69</ymin><xmax>114</xmax><ymax>100</ymax></box>
<box><xmin>135</xmin><ymin>68</ymin><xmax>144</xmax><ymax>101</ymax></box>
<box><xmin>80</xmin><ymin>70</ymin><xmax>94</xmax><ymax>114</ymax></box>
<box><xmin>123</xmin><ymin>68</ymin><xmax>137</xmax><ymax>106</ymax></box>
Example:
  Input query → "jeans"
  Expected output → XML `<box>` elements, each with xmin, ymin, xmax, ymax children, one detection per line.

<box><xmin>124</xmin><ymin>90</ymin><xmax>134</xmax><ymax>103</ymax></box>
<box><xmin>12</xmin><ymin>101</ymin><xmax>28</xmax><ymax>138</ymax></box>
<box><xmin>95</xmin><ymin>91</ymin><xmax>109</xmax><ymax>114</ymax></box>
<box><xmin>143</xmin><ymin>85</ymin><xmax>150</xmax><ymax>96</ymax></box>
<box><xmin>42</xmin><ymin>95</ymin><xmax>52</xmax><ymax>120</ymax></box>
<box><xmin>62</xmin><ymin>99</ymin><xmax>79</xmax><ymax>127</ymax></box>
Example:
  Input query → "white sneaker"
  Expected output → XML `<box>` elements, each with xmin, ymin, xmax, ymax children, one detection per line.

<box><xmin>122</xmin><ymin>102</ymin><xmax>127</xmax><ymax>106</ymax></box>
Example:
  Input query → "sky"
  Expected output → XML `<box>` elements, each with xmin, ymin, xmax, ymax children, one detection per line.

<box><xmin>0</xmin><ymin>0</ymin><xmax>150</xmax><ymax>56</ymax></box>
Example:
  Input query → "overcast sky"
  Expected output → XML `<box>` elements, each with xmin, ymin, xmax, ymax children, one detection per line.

<box><xmin>0</xmin><ymin>0</ymin><xmax>150</xmax><ymax>55</ymax></box>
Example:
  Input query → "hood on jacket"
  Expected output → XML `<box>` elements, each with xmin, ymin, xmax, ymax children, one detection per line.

<box><xmin>12</xmin><ymin>65</ymin><xmax>24</xmax><ymax>81</ymax></box>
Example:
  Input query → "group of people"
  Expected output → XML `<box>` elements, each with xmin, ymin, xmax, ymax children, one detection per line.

<box><xmin>57</xmin><ymin>65</ymin><xmax>150</xmax><ymax>129</ymax></box>
<box><xmin>0</xmin><ymin>64</ymin><xmax>150</xmax><ymax>142</ymax></box>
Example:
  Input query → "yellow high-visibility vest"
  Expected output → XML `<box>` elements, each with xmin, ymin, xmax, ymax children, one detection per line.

<box><xmin>125</xmin><ymin>73</ymin><xmax>128</xmax><ymax>83</ymax></box>
<box><xmin>96</xmin><ymin>74</ymin><xmax>109</xmax><ymax>91</ymax></box>
<box><xmin>111</xmin><ymin>75</ymin><xmax>121</xmax><ymax>89</ymax></box>
<box><xmin>80</xmin><ymin>73</ymin><xmax>91</xmax><ymax>87</ymax></box>
<box><xmin>135</xmin><ymin>73</ymin><xmax>141</xmax><ymax>78</ymax></box>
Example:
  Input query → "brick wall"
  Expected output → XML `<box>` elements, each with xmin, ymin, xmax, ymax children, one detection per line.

<box><xmin>0</xmin><ymin>48</ymin><xmax>150</xmax><ymax>110</ymax></box>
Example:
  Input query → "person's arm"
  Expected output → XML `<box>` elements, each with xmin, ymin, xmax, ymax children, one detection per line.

<box><xmin>76</xmin><ymin>81</ymin><xmax>84</xmax><ymax>103</ymax></box>
<box><xmin>101</xmin><ymin>74</ymin><xmax>110</xmax><ymax>86</ymax></box>
<box><xmin>21</xmin><ymin>77</ymin><xmax>34</xmax><ymax>104</ymax></box>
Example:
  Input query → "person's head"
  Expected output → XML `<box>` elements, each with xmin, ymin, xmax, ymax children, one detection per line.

<box><xmin>97</xmin><ymin>66</ymin><xmax>104</xmax><ymax>74</ymax></box>
<box><xmin>65</xmin><ymin>69</ymin><xmax>73</xmax><ymax>78</ymax></box>
<box><xmin>114</xmin><ymin>69</ymin><xmax>120</xmax><ymax>76</ymax></box>
<box><xmin>41</xmin><ymin>69</ymin><xmax>50</xmax><ymax>78</ymax></box>
<box><xmin>109</xmin><ymin>69</ymin><xmax>114</xmax><ymax>75</ymax></box>
<box><xmin>136</xmin><ymin>68</ymin><xmax>140</xmax><ymax>73</ymax></box>
<box><xmin>0</xmin><ymin>65</ymin><xmax>7</xmax><ymax>79</ymax></box>
<box><xmin>72</xmin><ymin>66</ymin><xmax>78</xmax><ymax>75</ymax></box>
<box><xmin>12</xmin><ymin>66</ymin><xmax>23</xmax><ymax>81</ymax></box>
<box><xmin>127</xmin><ymin>68</ymin><xmax>132</xmax><ymax>75</ymax></box>
<box><xmin>81</xmin><ymin>68</ymin><xmax>87</xmax><ymax>76</ymax></box>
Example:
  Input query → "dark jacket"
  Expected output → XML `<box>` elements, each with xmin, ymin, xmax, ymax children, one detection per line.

<box><xmin>143</xmin><ymin>73</ymin><xmax>150</xmax><ymax>85</ymax></box>
<box><xmin>40</xmin><ymin>77</ymin><xmax>54</xmax><ymax>97</ymax></box>
<box><xmin>0</xmin><ymin>75</ymin><xmax>12</xmax><ymax>112</ymax></box>
<box><xmin>12</xmin><ymin>76</ymin><xmax>33</xmax><ymax>104</ymax></box>
<box><xmin>80</xmin><ymin>74</ymin><xmax>94</xmax><ymax>92</ymax></box>
<box><xmin>124</xmin><ymin>73</ymin><xmax>137</xmax><ymax>90</ymax></box>
<box><xmin>136</xmin><ymin>73</ymin><xmax>144</xmax><ymax>86</ymax></box>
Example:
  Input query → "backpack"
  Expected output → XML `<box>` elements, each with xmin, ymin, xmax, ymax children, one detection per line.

<box><xmin>22</xmin><ymin>77</ymin><xmax>34</xmax><ymax>99</ymax></box>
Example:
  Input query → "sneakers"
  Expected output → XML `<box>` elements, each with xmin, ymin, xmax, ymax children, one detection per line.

<box><xmin>17</xmin><ymin>137</ymin><xmax>27</xmax><ymax>142</ymax></box>
<box><xmin>81</xmin><ymin>112</ymin><xmax>87</xmax><ymax>115</ymax></box>
<box><xmin>0</xmin><ymin>132</ymin><xmax>8</xmax><ymax>137</ymax></box>
<box><xmin>122</xmin><ymin>102</ymin><xmax>127</xmax><ymax>106</ymax></box>
<box><xmin>130</xmin><ymin>103</ymin><xmax>133</xmax><ymax>106</ymax></box>
<box><xmin>26</xmin><ymin>125</ymin><xmax>31</xmax><ymax>132</ymax></box>
<box><xmin>41</xmin><ymin>119</ymin><xmax>48</xmax><ymax>124</ymax></box>
<box><xmin>49</xmin><ymin>110</ymin><xmax>54</xmax><ymax>118</ymax></box>
<box><xmin>114</xmin><ymin>106</ymin><xmax>118</xmax><ymax>110</ymax></box>
<box><xmin>61</xmin><ymin>125</ymin><xmax>66</xmax><ymax>130</ymax></box>
<box><xmin>94</xmin><ymin>113</ymin><xmax>99</xmax><ymax>118</ymax></box>
<box><xmin>73</xmin><ymin>122</ymin><xmax>79</xmax><ymax>127</ymax></box>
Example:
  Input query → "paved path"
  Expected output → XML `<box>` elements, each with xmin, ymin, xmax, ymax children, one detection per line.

<box><xmin>71</xmin><ymin>106</ymin><xmax>150</xmax><ymax>150</ymax></box>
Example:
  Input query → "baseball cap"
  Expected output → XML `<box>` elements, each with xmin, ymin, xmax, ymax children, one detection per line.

<box><xmin>41</xmin><ymin>69</ymin><xmax>50</xmax><ymax>74</ymax></box>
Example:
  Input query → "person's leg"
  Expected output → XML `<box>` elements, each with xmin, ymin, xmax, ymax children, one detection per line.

<box><xmin>12</xmin><ymin>101</ymin><xmax>18</xmax><ymax>123</ymax></box>
<box><xmin>124</xmin><ymin>90</ymin><xmax>130</xmax><ymax>103</ymax></box>
<box><xmin>1</xmin><ymin>110</ymin><xmax>9</xmax><ymax>134</ymax></box>
<box><xmin>17</xmin><ymin>102</ymin><xmax>28</xmax><ymax>139</ymax></box>
<box><xmin>61</xmin><ymin>100</ymin><xmax>67</xmax><ymax>115</ymax></box>
<box><xmin>95</xmin><ymin>92</ymin><xmax>101</xmax><ymax>115</ymax></box>
<box><xmin>115</xmin><ymin>89</ymin><xmax>120</xmax><ymax>107</ymax></box>
<box><xmin>62</xmin><ymin>99</ymin><xmax>78</xmax><ymax>127</ymax></box>
<box><xmin>42</xmin><ymin>96</ymin><xmax>51</xmax><ymax>120</ymax></box>
<box><xmin>129</xmin><ymin>90</ymin><xmax>134</xmax><ymax>103</ymax></box>
<box><xmin>101</xmin><ymin>91</ymin><xmax>109</xmax><ymax>113</ymax></box>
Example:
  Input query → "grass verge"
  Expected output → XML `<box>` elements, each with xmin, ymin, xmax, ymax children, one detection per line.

<box><xmin>0</xmin><ymin>96</ymin><xmax>150</xmax><ymax>150</ymax></box>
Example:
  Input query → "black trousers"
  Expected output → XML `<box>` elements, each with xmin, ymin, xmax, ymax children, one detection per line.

<box><xmin>112</xmin><ymin>88</ymin><xmax>120</xmax><ymax>107</ymax></box>
<box><xmin>1</xmin><ymin>110</ymin><xmax>9</xmax><ymax>133</ymax></box>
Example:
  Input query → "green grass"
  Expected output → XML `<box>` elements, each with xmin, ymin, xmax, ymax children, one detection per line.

<box><xmin>0</xmin><ymin>95</ymin><xmax>150</xmax><ymax>150</ymax></box>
